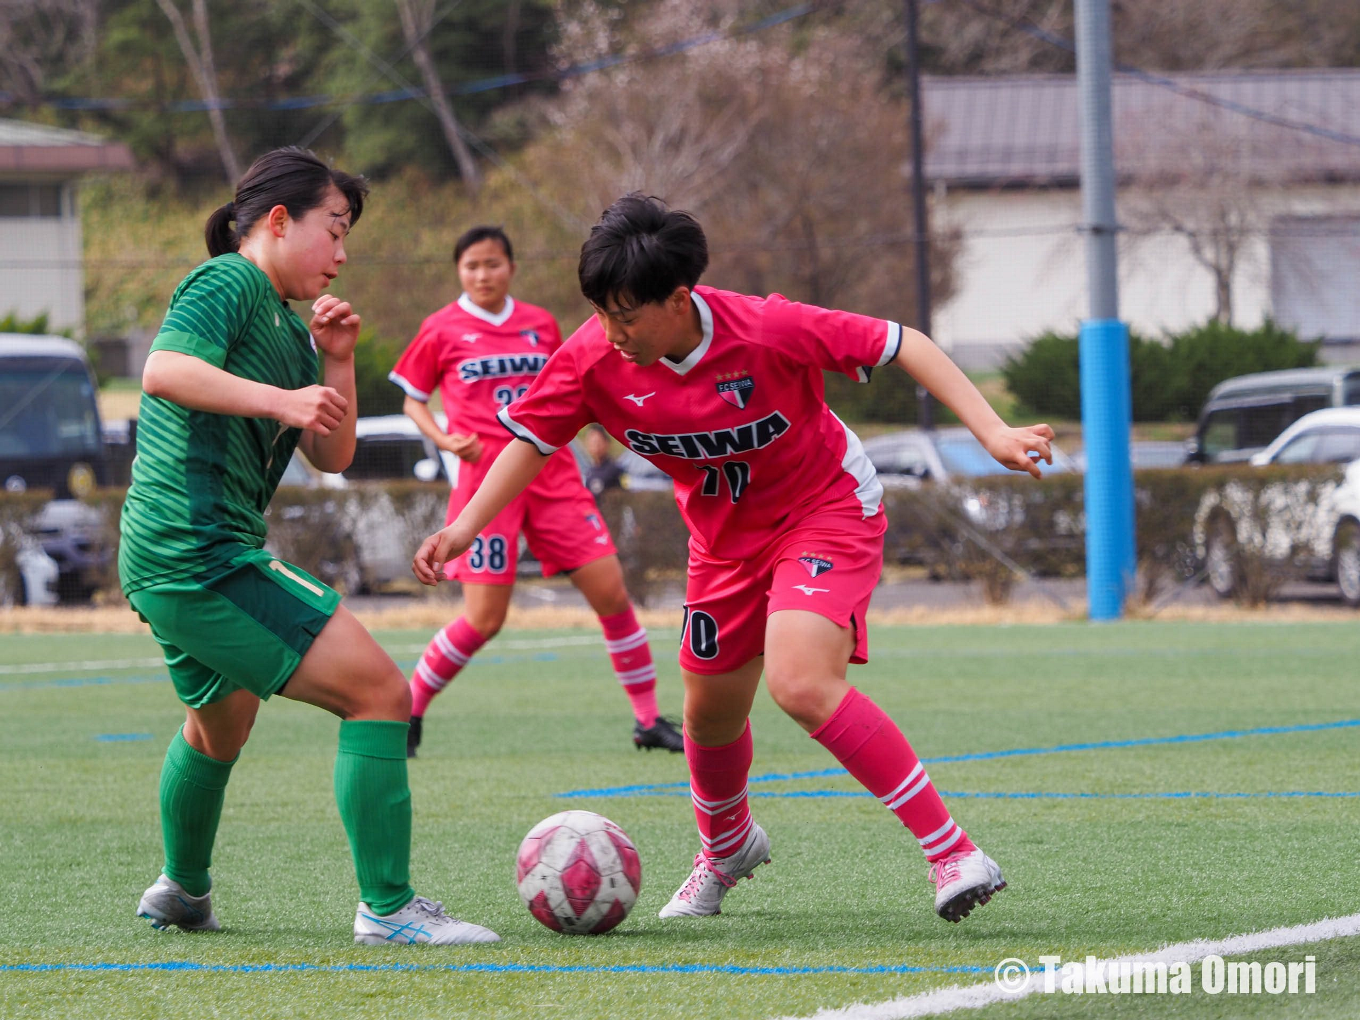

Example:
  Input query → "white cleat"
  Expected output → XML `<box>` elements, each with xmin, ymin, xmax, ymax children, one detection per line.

<box><xmin>354</xmin><ymin>895</ymin><xmax>500</xmax><ymax>945</ymax></box>
<box><xmin>658</xmin><ymin>824</ymin><xmax>771</xmax><ymax>918</ymax></box>
<box><xmin>136</xmin><ymin>874</ymin><xmax>220</xmax><ymax>932</ymax></box>
<box><xmin>929</xmin><ymin>847</ymin><xmax>1006</xmax><ymax>923</ymax></box>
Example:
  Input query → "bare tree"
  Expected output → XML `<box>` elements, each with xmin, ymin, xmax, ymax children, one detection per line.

<box><xmin>522</xmin><ymin>0</ymin><xmax>955</xmax><ymax>321</ymax></box>
<box><xmin>1122</xmin><ymin>114</ymin><xmax>1288</xmax><ymax>324</ymax></box>
<box><xmin>394</xmin><ymin>0</ymin><xmax>481</xmax><ymax>192</ymax></box>
<box><xmin>154</xmin><ymin>0</ymin><xmax>240</xmax><ymax>182</ymax></box>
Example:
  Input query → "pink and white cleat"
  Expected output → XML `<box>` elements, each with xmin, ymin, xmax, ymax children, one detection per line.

<box><xmin>658</xmin><ymin>824</ymin><xmax>771</xmax><ymax>918</ymax></box>
<box><xmin>929</xmin><ymin>846</ymin><xmax>1006</xmax><ymax>923</ymax></box>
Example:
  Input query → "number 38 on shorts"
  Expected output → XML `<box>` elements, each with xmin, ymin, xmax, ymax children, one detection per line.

<box><xmin>466</xmin><ymin>534</ymin><xmax>510</xmax><ymax>574</ymax></box>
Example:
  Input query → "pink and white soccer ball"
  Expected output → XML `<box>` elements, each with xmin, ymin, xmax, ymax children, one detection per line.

<box><xmin>515</xmin><ymin>810</ymin><xmax>642</xmax><ymax>935</ymax></box>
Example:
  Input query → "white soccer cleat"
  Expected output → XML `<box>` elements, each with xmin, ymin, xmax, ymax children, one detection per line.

<box><xmin>354</xmin><ymin>896</ymin><xmax>500</xmax><ymax>945</ymax></box>
<box><xmin>658</xmin><ymin>824</ymin><xmax>771</xmax><ymax>918</ymax></box>
<box><xmin>929</xmin><ymin>846</ymin><xmax>1006</xmax><ymax>923</ymax></box>
<box><xmin>136</xmin><ymin>874</ymin><xmax>220</xmax><ymax>932</ymax></box>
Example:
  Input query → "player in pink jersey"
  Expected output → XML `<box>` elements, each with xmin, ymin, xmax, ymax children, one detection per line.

<box><xmin>413</xmin><ymin>198</ymin><xmax>1055</xmax><ymax>924</ymax></box>
<box><xmin>389</xmin><ymin>225</ymin><xmax>681</xmax><ymax>759</ymax></box>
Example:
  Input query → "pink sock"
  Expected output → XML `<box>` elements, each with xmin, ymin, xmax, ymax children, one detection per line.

<box><xmin>409</xmin><ymin>617</ymin><xmax>488</xmax><ymax>718</ymax></box>
<box><xmin>811</xmin><ymin>688</ymin><xmax>975</xmax><ymax>862</ymax></box>
<box><xmin>599</xmin><ymin>607</ymin><xmax>659</xmax><ymax>727</ymax></box>
<box><xmin>686</xmin><ymin>721</ymin><xmax>754</xmax><ymax>861</ymax></box>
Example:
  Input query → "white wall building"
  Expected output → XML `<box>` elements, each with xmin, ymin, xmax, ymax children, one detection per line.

<box><xmin>923</xmin><ymin>71</ymin><xmax>1360</xmax><ymax>368</ymax></box>
<box><xmin>0</xmin><ymin>120</ymin><xmax>132</xmax><ymax>336</ymax></box>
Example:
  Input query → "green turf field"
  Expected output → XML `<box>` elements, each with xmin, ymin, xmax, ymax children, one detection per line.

<box><xmin>2</xmin><ymin>621</ymin><xmax>1358</xmax><ymax>1019</ymax></box>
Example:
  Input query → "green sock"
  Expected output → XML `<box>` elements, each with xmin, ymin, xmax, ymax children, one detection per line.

<box><xmin>159</xmin><ymin>727</ymin><xmax>236</xmax><ymax>898</ymax></box>
<box><xmin>334</xmin><ymin>720</ymin><xmax>415</xmax><ymax>916</ymax></box>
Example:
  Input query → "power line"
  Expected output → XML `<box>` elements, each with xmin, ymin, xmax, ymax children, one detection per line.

<box><xmin>953</xmin><ymin>0</ymin><xmax>1360</xmax><ymax>150</ymax></box>
<box><xmin>293</xmin><ymin>0</ymin><xmax>584</xmax><ymax>231</ymax></box>
<box><xmin>0</xmin><ymin>1</ymin><xmax>824</xmax><ymax>115</ymax></box>
<box><xmin>295</xmin><ymin>0</ymin><xmax>467</xmax><ymax>148</ymax></box>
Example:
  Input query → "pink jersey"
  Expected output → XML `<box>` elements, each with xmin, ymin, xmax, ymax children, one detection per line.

<box><xmin>498</xmin><ymin>286</ymin><xmax>901</xmax><ymax>560</ymax></box>
<box><xmin>389</xmin><ymin>293</ymin><xmax>563</xmax><ymax>439</ymax></box>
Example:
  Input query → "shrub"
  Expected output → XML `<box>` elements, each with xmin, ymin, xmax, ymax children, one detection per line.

<box><xmin>351</xmin><ymin>327</ymin><xmax>411</xmax><ymax>418</ymax></box>
<box><xmin>1002</xmin><ymin>320</ymin><xmax>1318</xmax><ymax>422</ymax></box>
<box><xmin>1164</xmin><ymin>319</ymin><xmax>1319</xmax><ymax>421</ymax></box>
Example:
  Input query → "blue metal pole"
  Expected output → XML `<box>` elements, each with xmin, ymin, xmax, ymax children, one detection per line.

<box><xmin>1076</xmin><ymin>0</ymin><xmax>1134</xmax><ymax>619</ymax></box>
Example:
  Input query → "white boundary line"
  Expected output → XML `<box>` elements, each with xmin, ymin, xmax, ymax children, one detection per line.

<box><xmin>0</xmin><ymin>632</ymin><xmax>683</xmax><ymax>676</ymax></box>
<box><xmin>773</xmin><ymin>912</ymin><xmax>1360</xmax><ymax>1020</ymax></box>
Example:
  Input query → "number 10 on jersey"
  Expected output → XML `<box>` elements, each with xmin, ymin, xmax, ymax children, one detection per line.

<box><xmin>697</xmin><ymin>460</ymin><xmax>751</xmax><ymax>503</ymax></box>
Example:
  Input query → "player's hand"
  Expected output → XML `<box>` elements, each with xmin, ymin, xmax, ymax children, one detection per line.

<box><xmin>309</xmin><ymin>297</ymin><xmax>361</xmax><ymax>360</ymax></box>
<box><xmin>275</xmin><ymin>385</ymin><xmax>349</xmax><ymax>435</ymax></box>
<box><xmin>413</xmin><ymin>524</ymin><xmax>475</xmax><ymax>585</ymax></box>
<box><xmin>440</xmin><ymin>432</ymin><xmax>483</xmax><ymax>462</ymax></box>
<box><xmin>982</xmin><ymin>423</ymin><xmax>1056</xmax><ymax>479</ymax></box>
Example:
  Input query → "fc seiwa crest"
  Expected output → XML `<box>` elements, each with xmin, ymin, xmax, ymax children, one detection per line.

<box><xmin>520</xmin><ymin>329</ymin><xmax>541</xmax><ymax>346</ymax></box>
<box><xmin>716</xmin><ymin>370</ymin><xmax>754</xmax><ymax>409</ymax></box>
<box><xmin>798</xmin><ymin>554</ymin><xmax>834</xmax><ymax>578</ymax></box>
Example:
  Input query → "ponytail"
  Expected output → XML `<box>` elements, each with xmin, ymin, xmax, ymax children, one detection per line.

<box><xmin>202</xmin><ymin>147</ymin><xmax>368</xmax><ymax>259</ymax></box>
<box><xmin>204</xmin><ymin>200</ymin><xmax>238</xmax><ymax>257</ymax></box>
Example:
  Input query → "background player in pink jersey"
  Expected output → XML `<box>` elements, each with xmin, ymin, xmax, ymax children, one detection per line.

<box><xmin>412</xmin><ymin>197</ymin><xmax>1055</xmax><ymax>924</ymax></box>
<box><xmin>390</xmin><ymin>225</ymin><xmax>682</xmax><ymax>758</ymax></box>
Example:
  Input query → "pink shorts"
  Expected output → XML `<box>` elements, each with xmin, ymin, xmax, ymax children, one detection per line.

<box><xmin>444</xmin><ymin>446</ymin><xmax>617</xmax><ymax>584</ymax></box>
<box><xmin>679</xmin><ymin>502</ymin><xmax>887</xmax><ymax>675</ymax></box>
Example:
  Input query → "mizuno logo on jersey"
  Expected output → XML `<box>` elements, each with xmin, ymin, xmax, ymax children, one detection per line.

<box><xmin>457</xmin><ymin>353</ymin><xmax>551</xmax><ymax>383</ymax></box>
<box><xmin>624</xmin><ymin>411</ymin><xmax>791</xmax><ymax>459</ymax></box>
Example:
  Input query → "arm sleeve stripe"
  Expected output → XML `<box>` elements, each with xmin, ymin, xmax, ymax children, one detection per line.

<box><xmin>496</xmin><ymin>406</ymin><xmax>560</xmax><ymax>455</ymax></box>
<box><xmin>876</xmin><ymin>321</ymin><xmax>903</xmax><ymax>367</ymax></box>
<box><xmin>387</xmin><ymin>370</ymin><xmax>430</xmax><ymax>402</ymax></box>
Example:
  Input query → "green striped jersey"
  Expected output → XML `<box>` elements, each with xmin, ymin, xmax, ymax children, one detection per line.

<box><xmin>119</xmin><ymin>253</ymin><xmax>318</xmax><ymax>593</ymax></box>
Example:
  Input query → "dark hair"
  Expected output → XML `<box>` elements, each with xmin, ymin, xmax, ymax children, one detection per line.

<box><xmin>204</xmin><ymin>146</ymin><xmax>369</xmax><ymax>258</ymax></box>
<box><xmin>454</xmin><ymin>225</ymin><xmax>514</xmax><ymax>264</ymax></box>
<box><xmin>578</xmin><ymin>193</ymin><xmax>709</xmax><ymax>308</ymax></box>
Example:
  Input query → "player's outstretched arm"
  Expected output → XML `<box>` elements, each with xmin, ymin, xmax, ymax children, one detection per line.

<box><xmin>142</xmin><ymin>350</ymin><xmax>349</xmax><ymax>435</ymax></box>
<box><xmin>412</xmin><ymin>439</ymin><xmax>549</xmax><ymax>585</ymax></box>
<box><xmin>892</xmin><ymin>328</ymin><xmax>1055</xmax><ymax>479</ymax></box>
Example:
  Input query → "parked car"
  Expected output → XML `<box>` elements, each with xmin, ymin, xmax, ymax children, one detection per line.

<box><xmin>1071</xmin><ymin>440</ymin><xmax>1188</xmax><ymax>472</ymax></box>
<box><xmin>0</xmin><ymin>334</ymin><xmax>111</xmax><ymax>601</ymax></box>
<box><xmin>860</xmin><ymin>428</ymin><xmax>1075</xmax><ymax>488</ymax></box>
<box><xmin>1195</xmin><ymin>407</ymin><xmax>1360</xmax><ymax>604</ymax></box>
<box><xmin>1184</xmin><ymin>366</ymin><xmax>1360</xmax><ymax>465</ymax></box>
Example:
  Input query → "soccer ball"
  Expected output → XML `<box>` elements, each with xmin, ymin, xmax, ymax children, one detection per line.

<box><xmin>515</xmin><ymin>810</ymin><xmax>642</xmax><ymax>935</ymax></box>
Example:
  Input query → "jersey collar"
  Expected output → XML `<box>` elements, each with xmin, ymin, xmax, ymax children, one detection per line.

<box><xmin>659</xmin><ymin>290</ymin><xmax>714</xmax><ymax>376</ymax></box>
<box><xmin>457</xmin><ymin>292</ymin><xmax>516</xmax><ymax>327</ymax></box>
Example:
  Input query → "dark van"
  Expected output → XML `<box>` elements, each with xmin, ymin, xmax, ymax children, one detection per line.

<box><xmin>1185</xmin><ymin>366</ymin><xmax>1360</xmax><ymax>464</ymax></box>
<box><xmin>0</xmin><ymin>334</ymin><xmax>110</xmax><ymax>599</ymax></box>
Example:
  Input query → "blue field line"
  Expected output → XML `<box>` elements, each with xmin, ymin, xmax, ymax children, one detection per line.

<box><xmin>1</xmin><ymin>960</ymin><xmax>990</xmax><ymax>977</ymax></box>
<box><xmin>0</xmin><ymin>673</ymin><xmax>171</xmax><ymax>693</ymax></box>
<box><xmin>556</xmin><ymin>718</ymin><xmax>1360</xmax><ymax>798</ymax></box>
<box><xmin>95</xmin><ymin>733</ymin><xmax>152</xmax><ymax>742</ymax></box>
<box><xmin>579</xmin><ymin>788</ymin><xmax>1360</xmax><ymax>801</ymax></box>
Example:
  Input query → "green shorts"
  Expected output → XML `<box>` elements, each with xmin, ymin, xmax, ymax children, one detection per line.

<box><xmin>128</xmin><ymin>548</ymin><xmax>341</xmax><ymax>708</ymax></box>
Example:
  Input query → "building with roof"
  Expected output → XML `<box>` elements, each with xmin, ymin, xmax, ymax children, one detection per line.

<box><xmin>923</xmin><ymin>70</ymin><xmax>1360</xmax><ymax>368</ymax></box>
<box><xmin>0</xmin><ymin>119</ymin><xmax>133</xmax><ymax>336</ymax></box>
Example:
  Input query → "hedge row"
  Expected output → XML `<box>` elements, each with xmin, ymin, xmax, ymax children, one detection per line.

<box><xmin>1002</xmin><ymin>320</ymin><xmax>1319</xmax><ymax>422</ymax></box>
<box><xmin>1</xmin><ymin>464</ymin><xmax>1344</xmax><ymax>609</ymax></box>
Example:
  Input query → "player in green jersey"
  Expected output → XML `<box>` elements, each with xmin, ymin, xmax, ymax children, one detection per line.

<box><xmin>120</xmin><ymin>147</ymin><xmax>498</xmax><ymax>945</ymax></box>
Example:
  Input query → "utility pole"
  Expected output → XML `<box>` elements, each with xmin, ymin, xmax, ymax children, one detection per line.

<box><xmin>1075</xmin><ymin>0</ymin><xmax>1134</xmax><ymax>620</ymax></box>
<box><xmin>902</xmin><ymin>0</ymin><xmax>934</xmax><ymax>430</ymax></box>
